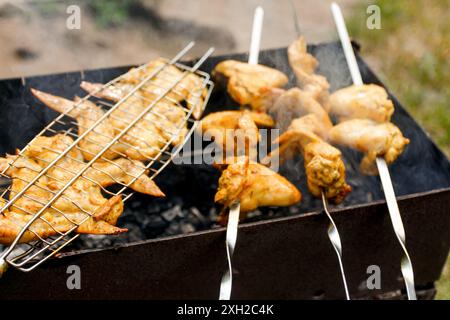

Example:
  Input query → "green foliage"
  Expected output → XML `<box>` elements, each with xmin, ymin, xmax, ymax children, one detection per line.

<box><xmin>90</xmin><ymin>0</ymin><xmax>139</xmax><ymax>27</ymax></box>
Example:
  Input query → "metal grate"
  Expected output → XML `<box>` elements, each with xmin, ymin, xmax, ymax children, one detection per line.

<box><xmin>0</xmin><ymin>42</ymin><xmax>214</xmax><ymax>272</ymax></box>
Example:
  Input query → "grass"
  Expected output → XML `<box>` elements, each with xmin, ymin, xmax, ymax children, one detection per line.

<box><xmin>89</xmin><ymin>0</ymin><xmax>139</xmax><ymax>27</ymax></box>
<box><xmin>348</xmin><ymin>0</ymin><xmax>450</xmax><ymax>300</ymax></box>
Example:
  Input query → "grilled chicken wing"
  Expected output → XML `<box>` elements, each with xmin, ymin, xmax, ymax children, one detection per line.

<box><xmin>113</xmin><ymin>58</ymin><xmax>207</xmax><ymax>119</ymax></box>
<box><xmin>288</xmin><ymin>37</ymin><xmax>331</xmax><ymax>111</ymax></box>
<box><xmin>329</xmin><ymin>84</ymin><xmax>394</xmax><ymax>122</ymax></box>
<box><xmin>23</xmin><ymin>134</ymin><xmax>164</xmax><ymax>197</ymax></box>
<box><xmin>0</xmin><ymin>155</ymin><xmax>127</xmax><ymax>245</ymax></box>
<box><xmin>31</xmin><ymin>88</ymin><xmax>123</xmax><ymax>160</ymax></box>
<box><xmin>0</xmin><ymin>132</ymin><xmax>167</xmax><ymax>244</ymax></box>
<box><xmin>266</xmin><ymin>87</ymin><xmax>333</xmax><ymax>134</ymax></box>
<box><xmin>214</xmin><ymin>157</ymin><xmax>301</xmax><ymax>223</ymax></box>
<box><xmin>200</xmin><ymin>110</ymin><xmax>274</xmax><ymax>159</ymax></box>
<box><xmin>212</xmin><ymin>60</ymin><xmax>288</xmax><ymax>109</ymax></box>
<box><xmin>0</xmin><ymin>195</ymin><xmax>126</xmax><ymax>245</ymax></box>
<box><xmin>329</xmin><ymin>119</ymin><xmax>410</xmax><ymax>175</ymax></box>
<box><xmin>1</xmin><ymin>152</ymin><xmax>114</xmax><ymax>216</ymax></box>
<box><xmin>0</xmin><ymin>155</ymin><xmax>51</xmax><ymax>215</ymax></box>
<box><xmin>31</xmin><ymin>88</ymin><xmax>167</xmax><ymax>161</ymax></box>
<box><xmin>80</xmin><ymin>81</ymin><xmax>189</xmax><ymax>146</ymax></box>
<box><xmin>268</xmin><ymin>124</ymin><xmax>351</xmax><ymax>204</ymax></box>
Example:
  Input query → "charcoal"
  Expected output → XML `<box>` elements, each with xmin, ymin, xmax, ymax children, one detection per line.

<box><xmin>161</xmin><ymin>205</ymin><xmax>183</xmax><ymax>222</ymax></box>
<box><xmin>180</xmin><ymin>222</ymin><xmax>196</xmax><ymax>234</ymax></box>
<box><xmin>142</xmin><ymin>215</ymin><xmax>168</xmax><ymax>238</ymax></box>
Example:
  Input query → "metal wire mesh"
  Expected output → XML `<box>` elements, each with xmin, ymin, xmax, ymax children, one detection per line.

<box><xmin>0</xmin><ymin>42</ymin><xmax>214</xmax><ymax>271</ymax></box>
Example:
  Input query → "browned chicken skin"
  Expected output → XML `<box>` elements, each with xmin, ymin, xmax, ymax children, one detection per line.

<box><xmin>22</xmin><ymin>134</ymin><xmax>164</xmax><ymax>197</ymax></box>
<box><xmin>329</xmin><ymin>119</ymin><xmax>410</xmax><ymax>175</ymax></box>
<box><xmin>0</xmin><ymin>134</ymin><xmax>165</xmax><ymax>245</ymax></box>
<box><xmin>329</xmin><ymin>84</ymin><xmax>394</xmax><ymax>122</ymax></box>
<box><xmin>80</xmin><ymin>81</ymin><xmax>189</xmax><ymax>146</ymax></box>
<box><xmin>268</xmin><ymin>124</ymin><xmax>351</xmax><ymax>204</ymax></box>
<box><xmin>0</xmin><ymin>155</ymin><xmax>126</xmax><ymax>245</ymax></box>
<box><xmin>0</xmin><ymin>195</ymin><xmax>125</xmax><ymax>245</ymax></box>
<box><xmin>31</xmin><ymin>88</ymin><xmax>168</xmax><ymax>161</ymax></box>
<box><xmin>200</xmin><ymin>110</ymin><xmax>274</xmax><ymax>161</ymax></box>
<box><xmin>212</xmin><ymin>60</ymin><xmax>288</xmax><ymax>109</ymax></box>
<box><xmin>118</xmin><ymin>58</ymin><xmax>207</xmax><ymax>119</ymax></box>
<box><xmin>214</xmin><ymin>157</ymin><xmax>301</xmax><ymax>223</ymax></box>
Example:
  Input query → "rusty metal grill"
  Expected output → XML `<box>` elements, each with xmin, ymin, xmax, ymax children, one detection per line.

<box><xmin>0</xmin><ymin>42</ymin><xmax>214</xmax><ymax>272</ymax></box>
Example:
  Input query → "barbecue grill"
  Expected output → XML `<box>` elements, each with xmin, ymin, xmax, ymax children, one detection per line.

<box><xmin>0</xmin><ymin>41</ymin><xmax>449</xmax><ymax>299</ymax></box>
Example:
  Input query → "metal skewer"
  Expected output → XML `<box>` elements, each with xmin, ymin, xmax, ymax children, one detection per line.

<box><xmin>219</xmin><ymin>6</ymin><xmax>264</xmax><ymax>300</ymax></box>
<box><xmin>289</xmin><ymin>0</ymin><xmax>350</xmax><ymax>300</ymax></box>
<box><xmin>331</xmin><ymin>2</ymin><xmax>416</xmax><ymax>300</ymax></box>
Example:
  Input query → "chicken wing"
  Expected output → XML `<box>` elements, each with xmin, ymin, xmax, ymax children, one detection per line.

<box><xmin>329</xmin><ymin>119</ymin><xmax>410</xmax><ymax>175</ymax></box>
<box><xmin>214</xmin><ymin>157</ymin><xmax>301</xmax><ymax>223</ymax></box>
<box><xmin>80</xmin><ymin>81</ymin><xmax>188</xmax><ymax>146</ymax></box>
<box><xmin>0</xmin><ymin>155</ymin><xmax>51</xmax><ymax>215</ymax></box>
<box><xmin>287</xmin><ymin>37</ymin><xmax>331</xmax><ymax>111</ymax></box>
<box><xmin>31</xmin><ymin>88</ymin><xmax>166</xmax><ymax>161</ymax></box>
<box><xmin>268</xmin><ymin>126</ymin><xmax>351</xmax><ymax>204</ymax></box>
<box><xmin>329</xmin><ymin>84</ymin><xmax>394</xmax><ymax>122</ymax></box>
<box><xmin>200</xmin><ymin>110</ymin><xmax>274</xmax><ymax>159</ymax></box>
<box><xmin>115</xmin><ymin>58</ymin><xmax>206</xmax><ymax>119</ymax></box>
<box><xmin>0</xmin><ymin>195</ymin><xmax>126</xmax><ymax>245</ymax></box>
<box><xmin>0</xmin><ymin>153</ymin><xmax>128</xmax><ymax>243</ymax></box>
<box><xmin>22</xmin><ymin>134</ymin><xmax>164</xmax><ymax>197</ymax></box>
<box><xmin>212</xmin><ymin>60</ymin><xmax>288</xmax><ymax>109</ymax></box>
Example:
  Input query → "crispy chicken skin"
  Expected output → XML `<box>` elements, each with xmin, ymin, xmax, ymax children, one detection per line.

<box><xmin>200</xmin><ymin>110</ymin><xmax>274</xmax><ymax>158</ymax></box>
<box><xmin>31</xmin><ymin>88</ymin><xmax>169</xmax><ymax>161</ymax></box>
<box><xmin>0</xmin><ymin>134</ymin><xmax>166</xmax><ymax>245</ymax></box>
<box><xmin>0</xmin><ymin>195</ymin><xmax>126</xmax><ymax>245</ymax></box>
<box><xmin>214</xmin><ymin>157</ymin><xmax>301</xmax><ymax>223</ymax></box>
<box><xmin>329</xmin><ymin>84</ymin><xmax>395</xmax><ymax>122</ymax></box>
<box><xmin>266</xmin><ymin>87</ymin><xmax>333</xmax><ymax>134</ymax></box>
<box><xmin>80</xmin><ymin>81</ymin><xmax>189</xmax><ymax>146</ymax></box>
<box><xmin>212</xmin><ymin>60</ymin><xmax>288</xmax><ymax>109</ymax></box>
<box><xmin>287</xmin><ymin>37</ymin><xmax>331</xmax><ymax>111</ymax></box>
<box><xmin>329</xmin><ymin>119</ymin><xmax>410</xmax><ymax>175</ymax></box>
<box><xmin>0</xmin><ymin>155</ymin><xmax>127</xmax><ymax>245</ymax></box>
<box><xmin>268</xmin><ymin>126</ymin><xmax>351</xmax><ymax>204</ymax></box>
<box><xmin>118</xmin><ymin>58</ymin><xmax>207</xmax><ymax>120</ymax></box>
<box><xmin>22</xmin><ymin>134</ymin><xmax>164</xmax><ymax>197</ymax></box>
<box><xmin>31</xmin><ymin>88</ymin><xmax>121</xmax><ymax>161</ymax></box>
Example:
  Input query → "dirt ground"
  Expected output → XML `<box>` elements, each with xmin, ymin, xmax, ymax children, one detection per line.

<box><xmin>0</xmin><ymin>0</ymin><xmax>358</xmax><ymax>79</ymax></box>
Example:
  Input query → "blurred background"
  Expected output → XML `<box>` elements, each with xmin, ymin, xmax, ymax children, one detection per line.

<box><xmin>0</xmin><ymin>0</ymin><xmax>448</xmax><ymax>299</ymax></box>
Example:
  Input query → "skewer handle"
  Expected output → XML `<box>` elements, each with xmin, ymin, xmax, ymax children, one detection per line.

<box><xmin>330</xmin><ymin>3</ymin><xmax>363</xmax><ymax>86</ymax></box>
<box><xmin>219</xmin><ymin>6</ymin><xmax>264</xmax><ymax>300</ymax></box>
<box><xmin>331</xmin><ymin>2</ymin><xmax>416</xmax><ymax>300</ymax></box>
<box><xmin>248</xmin><ymin>6</ymin><xmax>264</xmax><ymax>65</ymax></box>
